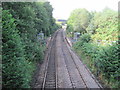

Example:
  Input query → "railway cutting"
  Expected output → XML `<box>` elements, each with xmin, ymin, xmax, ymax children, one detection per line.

<box><xmin>33</xmin><ymin>29</ymin><xmax>102</xmax><ymax>89</ymax></box>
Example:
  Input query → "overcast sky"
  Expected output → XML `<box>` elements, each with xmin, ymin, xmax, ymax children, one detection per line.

<box><xmin>47</xmin><ymin>0</ymin><xmax>119</xmax><ymax>20</ymax></box>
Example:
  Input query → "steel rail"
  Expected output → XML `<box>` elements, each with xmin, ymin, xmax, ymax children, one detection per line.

<box><xmin>42</xmin><ymin>30</ymin><xmax>59</xmax><ymax>89</ymax></box>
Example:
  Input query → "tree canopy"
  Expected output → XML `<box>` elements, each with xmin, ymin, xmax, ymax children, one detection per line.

<box><xmin>2</xmin><ymin>2</ymin><xmax>60</xmax><ymax>88</ymax></box>
<box><xmin>67</xmin><ymin>7</ymin><xmax>119</xmax><ymax>88</ymax></box>
<box><xmin>67</xmin><ymin>8</ymin><xmax>90</xmax><ymax>34</ymax></box>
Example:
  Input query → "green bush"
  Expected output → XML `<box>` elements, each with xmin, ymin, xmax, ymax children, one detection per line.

<box><xmin>82</xmin><ymin>43</ymin><xmax>99</xmax><ymax>58</ymax></box>
<box><xmin>2</xmin><ymin>2</ymin><xmax>60</xmax><ymax>88</ymax></box>
<box><xmin>95</xmin><ymin>44</ymin><xmax>119</xmax><ymax>80</ymax></box>
<box><xmin>33</xmin><ymin>43</ymin><xmax>45</xmax><ymax>62</ymax></box>
<box><xmin>73</xmin><ymin>33</ymin><xmax>91</xmax><ymax>49</ymax></box>
<box><xmin>70</xmin><ymin>7</ymin><xmax>119</xmax><ymax>88</ymax></box>
<box><xmin>2</xmin><ymin>2</ymin><xmax>59</xmax><ymax>62</ymax></box>
<box><xmin>73</xmin><ymin>31</ymin><xmax>119</xmax><ymax>87</ymax></box>
<box><xmin>2</xmin><ymin>10</ymin><xmax>35</xmax><ymax>88</ymax></box>
<box><xmin>79</xmin><ymin>33</ymin><xmax>91</xmax><ymax>43</ymax></box>
<box><xmin>74</xmin><ymin>40</ymin><xmax>119</xmax><ymax>87</ymax></box>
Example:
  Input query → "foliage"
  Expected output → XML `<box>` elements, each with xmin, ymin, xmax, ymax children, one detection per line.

<box><xmin>74</xmin><ymin>37</ymin><xmax>119</xmax><ymax>88</ymax></box>
<box><xmin>2</xmin><ymin>2</ymin><xmax>58</xmax><ymax>88</ymax></box>
<box><xmin>70</xmin><ymin>7</ymin><xmax>119</xmax><ymax>88</ymax></box>
<box><xmin>33</xmin><ymin>2</ymin><xmax>50</xmax><ymax>36</ymax></box>
<box><xmin>2</xmin><ymin>10</ymin><xmax>35</xmax><ymax>88</ymax></box>
<box><xmin>2</xmin><ymin>2</ymin><xmax>59</xmax><ymax>62</ymax></box>
<box><xmin>67</xmin><ymin>8</ymin><xmax>91</xmax><ymax>34</ymax></box>
<box><xmin>79</xmin><ymin>33</ymin><xmax>91</xmax><ymax>43</ymax></box>
<box><xmin>90</xmin><ymin>8</ymin><xmax>118</xmax><ymax>44</ymax></box>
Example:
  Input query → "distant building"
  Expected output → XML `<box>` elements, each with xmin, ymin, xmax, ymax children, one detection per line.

<box><xmin>56</xmin><ymin>19</ymin><xmax>67</xmax><ymax>25</ymax></box>
<box><xmin>57</xmin><ymin>19</ymin><xmax>67</xmax><ymax>23</ymax></box>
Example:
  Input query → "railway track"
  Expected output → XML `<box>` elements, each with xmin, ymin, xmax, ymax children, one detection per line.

<box><xmin>61</xmin><ymin>30</ymin><xmax>102</xmax><ymax>88</ymax></box>
<box><xmin>42</xmin><ymin>30</ymin><xmax>59</xmax><ymax>88</ymax></box>
<box><xmin>61</xmin><ymin>30</ymin><xmax>87</xmax><ymax>88</ymax></box>
<box><xmin>34</xmin><ymin>29</ymin><xmax>102</xmax><ymax>89</ymax></box>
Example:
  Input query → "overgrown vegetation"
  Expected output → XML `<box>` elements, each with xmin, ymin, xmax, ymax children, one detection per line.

<box><xmin>2</xmin><ymin>2</ymin><xmax>60</xmax><ymax>88</ymax></box>
<box><xmin>67</xmin><ymin>8</ymin><xmax>119</xmax><ymax>88</ymax></box>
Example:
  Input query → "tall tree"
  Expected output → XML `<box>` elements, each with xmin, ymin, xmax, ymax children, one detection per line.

<box><xmin>67</xmin><ymin>8</ymin><xmax>91</xmax><ymax>34</ymax></box>
<box><xmin>2</xmin><ymin>10</ymin><xmax>32</xmax><ymax>88</ymax></box>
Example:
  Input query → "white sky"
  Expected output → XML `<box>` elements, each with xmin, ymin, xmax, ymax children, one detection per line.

<box><xmin>47</xmin><ymin>0</ymin><xmax>119</xmax><ymax>20</ymax></box>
